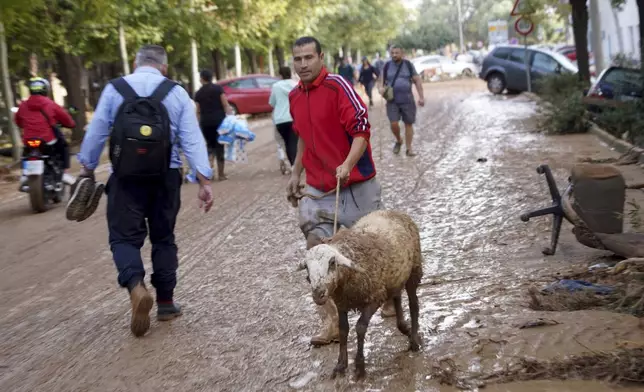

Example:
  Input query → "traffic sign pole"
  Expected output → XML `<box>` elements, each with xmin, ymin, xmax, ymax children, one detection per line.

<box><xmin>515</xmin><ymin>16</ymin><xmax>535</xmax><ymax>93</ymax></box>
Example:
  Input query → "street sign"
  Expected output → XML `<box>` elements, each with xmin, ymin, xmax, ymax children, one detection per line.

<box><xmin>488</xmin><ymin>20</ymin><xmax>509</xmax><ymax>46</ymax></box>
<box><xmin>515</xmin><ymin>16</ymin><xmax>534</xmax><ymax>36</ymax></box>
<box><xmin>511</xmin><ymin>0</ymin><xmax>536</xmax><ymax>16</ymax></box>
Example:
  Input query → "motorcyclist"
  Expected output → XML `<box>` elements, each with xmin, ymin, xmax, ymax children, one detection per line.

<box><xmin>14</xmin><ymin>77</ymin><xmax>77</xmax><ymax>190</ymax></box>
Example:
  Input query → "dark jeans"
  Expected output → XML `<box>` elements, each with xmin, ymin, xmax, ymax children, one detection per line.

<box><xmin>106</xmin><ymin>169</ymin><xmax>182</xmax><ymax>302</ymax></box>
<box><xmin>52</xmin><ymin>127</ymin><xmax>70</xmax><ymax>170</ymax></box>
<box><xmin>363</xmin><ymin>81</ymin><xmax>374</xmax><ymax>104</ymax></box>
<box><xmin>275</xmin><ymin>121</ymin><xmax>298</xmax><ymax>166</ymax></box>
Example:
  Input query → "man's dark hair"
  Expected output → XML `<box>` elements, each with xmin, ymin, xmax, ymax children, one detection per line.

<box><xmin>293</xmin><ymin>36</ymin><xmax>322</xmax><ymax>55</ymax></box>
<box><xmin>200</xmin><ymin>69</ymin><xmax>213</xmax><ymax>82</ymax></box>
<box><xmin>278</xmin><ymin>66</ymin><xmax>292</xmax><ymax>79</ymax></box>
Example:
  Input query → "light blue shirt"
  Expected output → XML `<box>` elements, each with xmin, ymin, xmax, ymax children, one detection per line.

<box><xmin>269</xmin><ymin>79</ymin><xmax>297</xmax><ymax>125</ymax></box>
<box><xmin>77</xmin><ymin>66</ymin><xmax>212</xmax><ymax>181</ymax></box>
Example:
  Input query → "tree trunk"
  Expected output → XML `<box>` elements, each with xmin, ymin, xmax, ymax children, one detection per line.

<box><xmin>275</xmin><ymin>45</ymin><xmax>285</xmax><ymax>67</ymax></box>
<box><xmin>244</xmin><ymin>48</ymin><xmax>258</xmax><ymax>74</ymax></box>
<box><xmin>0</xmin><ymin>20</ymin><xmax>21</xmax><ymax>161</ymax></box>
<box><xmin>211</xmin><ymin>49</ymin><xmax>225</xmax><ymax>81</ymax></box>
<box><xmin>55</xmin><ymin>51</ymin><xmax>86</xmax><ymax>143</ymax></box>
<box><xmin>638</xmin><ymin>0</ymin><xmax>644</xmax><ymax>74</ymax></box>
<box><xmin>570</xmin><ymin>0</ymin><xmax>591</xmax><ymax>83</ymax></box>
<box><xmin>118</xmin><ymin>22</ymin><xmax>130</xmax><ymax>75</ymax></box>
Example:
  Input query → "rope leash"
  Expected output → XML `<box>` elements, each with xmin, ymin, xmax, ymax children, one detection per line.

<box><xmin>287</xmin><ymin>177</ymin><xmax>342</xmax><ymax>235</ymax></box>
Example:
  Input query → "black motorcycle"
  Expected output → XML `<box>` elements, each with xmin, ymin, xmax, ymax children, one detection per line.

<box><xmin>21</xmin><ymin>137</ymin><xmax>65</xmax><ymax>213</ymax></box>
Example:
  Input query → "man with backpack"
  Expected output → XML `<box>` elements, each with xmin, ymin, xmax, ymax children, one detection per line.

<box><xmin>377</xmin><ymin>45</ymin><xmax>425</xmax><ymax>157</ymax></box>
<box><xmin>74</xmin><ymin>45</ymin><xmax>214</xmax><ymax>337</ymax></box>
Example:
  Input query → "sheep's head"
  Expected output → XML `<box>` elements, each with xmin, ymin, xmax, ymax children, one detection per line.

<box><xmin>297</xmin><ymin>244</ymin><xmax>360</xmax><ymax>305</ymax></box>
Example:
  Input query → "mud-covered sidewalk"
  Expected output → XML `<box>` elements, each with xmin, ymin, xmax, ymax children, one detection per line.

<box><xmin>1</xmin><ymin>80</ymin><xmax>644</xmax><ymax>392</ymax></box>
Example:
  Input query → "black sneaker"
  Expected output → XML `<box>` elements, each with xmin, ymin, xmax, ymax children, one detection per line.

<box><xmin>66</xmin><ymin>177</ymin><xmax>93</xmax><ymax>221</ymax></box>
<box><xmin>76</xmin><ymin>183</ymin><xmax>105</xmax><ymax>222</ymax></box>
<box><xmin>393</xmin><ymin>142</ymin><xmax>402</xmax><ymax>155</ymax></box>
<box><xmin>157</xmin><ymin>302</ymin><xmax>183</xmax><ymax>321</ymax></box>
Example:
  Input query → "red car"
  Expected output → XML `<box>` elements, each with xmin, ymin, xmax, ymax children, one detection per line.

<box><xmin>218</xmin><ymin>74</ymin><xmax>281</xmax><ymax>115</ymax></box>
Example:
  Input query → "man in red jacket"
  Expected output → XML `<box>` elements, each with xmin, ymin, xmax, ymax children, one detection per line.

<box><xmin>14</xmin><ymin>77</ymin><xmax>76</xmax><ymax>190</ymax></box>
<box><xmin>286</xmin><ymin>36</ymin><xmax>394</xmax><ymax>347</ymax></box>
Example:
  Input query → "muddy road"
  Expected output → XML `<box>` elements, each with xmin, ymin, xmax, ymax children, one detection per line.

<box><xmin>1</xmin><ymin>79</ymin><xmax>644</xmax><ymax>392</ymax></box>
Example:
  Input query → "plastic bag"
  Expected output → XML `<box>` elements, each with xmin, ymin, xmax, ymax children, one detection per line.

<box><xmin>217</xmin><ymin>115</ymin><xmax>237</xmax><ymax>135</ymax></box>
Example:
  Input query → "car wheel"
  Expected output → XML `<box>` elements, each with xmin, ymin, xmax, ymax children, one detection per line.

<box><xmin>229</xmin><ymin>103</ymin><xmax>239</xmax><ymax>116</ymax></box>
<box><xmin>486</xmin><ymin>73</ymin><xmax>506</xmax><ymax>95</ymax></box>
<box><xmin>462</xmin><ymin>68</ymin><xmax>474</xmax><ymax>77</ymax></box>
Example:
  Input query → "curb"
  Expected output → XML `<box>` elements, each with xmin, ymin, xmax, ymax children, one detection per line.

<box><xmin>520</xmin><ymin>91</ymin><xmax>644</xmax><ymax>163</ymax></box>
<box><xmin>588</xmin><ymin>122</ymin><xmax>644</xmax><ymax>163</ymax></box>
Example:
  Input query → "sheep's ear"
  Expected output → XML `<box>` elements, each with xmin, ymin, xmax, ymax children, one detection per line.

<box><xmin>296</xmin><ymin>259</ymin><xmax>307</xmax><ymax>271</ymax></box>
<box><xmin>331</xmin><ymin>250</ymin><xmax>358</xmax><ymax>270</ymax></box>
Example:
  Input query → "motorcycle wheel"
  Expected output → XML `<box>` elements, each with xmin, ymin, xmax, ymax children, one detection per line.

<box><xmin>28</xmin><ymin>175</ymin><xmax>47</xmax><ymax>213</ymax></box>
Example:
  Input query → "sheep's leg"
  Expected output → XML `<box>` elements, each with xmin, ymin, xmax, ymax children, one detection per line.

<box><xmin>394</xmin><ymin>295</ymin><xmax>411</xmax><ymax>337</ymax></box>
<box><xmin>332</xmin><ymin>310</ymin><xmax>350</xmax><ymax>378</ymax></box>
<box><xmin>354</xmin><ymin>303</ymin><xmax>380</xmax><ymax>379</ymax></box>
<box><xmin>406</xmin><ymin>281</ymin><xmax>422</xmax><ymax>352</ymax></box>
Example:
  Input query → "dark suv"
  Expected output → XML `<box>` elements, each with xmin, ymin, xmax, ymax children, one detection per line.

<box><xmin>479</xmin><ymin>44</ymin><xmax>579</xmax><ymax>94</ymax></box>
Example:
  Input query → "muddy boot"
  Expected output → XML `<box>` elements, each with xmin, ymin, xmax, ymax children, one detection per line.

<box><xmin>157</xmin><ymin>302</ymin><xmax>183</xmax><ymax>321</ymax></box>
<box><xmin>217</xmin><ymin>160</ymin><xmax>227</xmax><ymax>181</ymax></box>
<box><xmin>129</xmin><ymin>282</ymin><xmax>154</xmax><ymax>337</ymax></box>
<box><xmin>380</xmin><ymin>299</ymin><xmax>397</xmax><ymax>318</ymax></box>
<box><xmin>310</xmin><ymin>300</ymin><xmax>340</xmax><ymax>346</ymax></box>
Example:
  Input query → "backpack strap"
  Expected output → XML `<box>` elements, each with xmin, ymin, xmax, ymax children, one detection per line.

<box><xmin>150</xmin><ymin>79</ymin><xmax>178</xmax><ymax>102</ymax></box>
<box><xmin>406</xmin><ymin>60</ymin><xmax>415</xmax><ymax>78</ymax></box>
<box><xmin>110</xmin><ymin>77</ymin><xmax>138</xmax><ymax>100</ymax></box>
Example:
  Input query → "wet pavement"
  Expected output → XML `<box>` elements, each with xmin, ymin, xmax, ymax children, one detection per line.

<box><xmin>2</xmin><ymin>79</ymin><xmax>644</xmax><ymax>392</ymax></box>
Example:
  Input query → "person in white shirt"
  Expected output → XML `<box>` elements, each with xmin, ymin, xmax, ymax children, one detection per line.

<box><xmin>269</xmin><ymin>66</ymin><xmax>298</xmax><ymax>168</ymax></box>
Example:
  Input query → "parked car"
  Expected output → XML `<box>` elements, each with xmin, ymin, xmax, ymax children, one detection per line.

<box><xmin>583</xmin><ymin>66</ymin><xmax>643</xmax><ymax>114</ymax></box>
<box><xmin>412</xmin><ymin>55</ymin><xmax>478</xmax><ymax>81</ymax></box>
<box><xmin>479</xmin><ymin>44</ymin><xmax>578</xmax><ymax>94</ymax></box>
<box><xmin>218</xmin><ymin>74</ymin><xmax>281</xmax><ymax>115</ymax></box>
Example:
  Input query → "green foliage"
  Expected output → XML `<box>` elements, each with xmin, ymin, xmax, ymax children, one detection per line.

<box><xmin>595</xmin><ymin>101</ymin><xmax>644</xmax><ymax>148</ymax></box>
<box><xmin>535</xmin><ymin>73</ymin><xmax>589</xmax><ymax>134</ymax></box>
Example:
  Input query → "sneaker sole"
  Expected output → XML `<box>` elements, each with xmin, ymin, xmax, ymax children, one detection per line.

<box><xmin>157</xmin><ymin>310</ymin><xmax>183</xmax><ymax>322</ymax></box>
<box><xmin>131</xmin><ymin>292</ymin><xmax>154</xmax><ymax>337</ymax></box>
<box><xmin>65</xmin><ymin>178</ymin><xmax>92</xmax><ymax>221</ymax></box>
<box><xmin>76</xmin><ymin>183</ymin><xmax>104</xmax><ymax>222</ymax></box>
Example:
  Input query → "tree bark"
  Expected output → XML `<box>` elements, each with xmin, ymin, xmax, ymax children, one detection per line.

<box><xmin>55</xmin><ymin>51</ymin><xmax>86</xmax><ymax>143</ymax></box>
<box><xmin>275</xmin><ymin>45</ymin><xmax>286</xmax><ymax>67</ymax></box>
<box><xmin>570</xmin><ymin>0</ymin><xmax>591</xmax><ymax>83</ymax></box>
<box><xmin>244</xmin><ymin>48</ymin><xmax>258</xmax><ymax>74</ymax></box>
<box><xmin>0</xmin><ymin>20</ymin><xmax>21</xmax><ymax>161</ymax></box>
<box><xmin>211</xmin><ymin>49</ymin><xmax>225</xmax><ymax>81</ymax></box>
<box><xmin>638</xmin><ymin>0</ymin><xmax>644</xmax><ymax>74</ymax></box>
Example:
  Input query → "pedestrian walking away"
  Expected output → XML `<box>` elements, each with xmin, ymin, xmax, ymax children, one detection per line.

<box><xmin>377</xmin><ymin>45</ymin><xmax>425</xmax><ymax>157</ymax></box>
<box><xmin>269</xmin><ymin>66</ymin><xmax>298</xmax><ymax>168</ymax></box>
<box><xmin>337</xmin><ymin>57</ymin><xmax>355</xmax><ymax>86</ymax></box>
<box><xmin>286</xmin><ymin>36</ymin><xmax>395</xmax><ymax>347</ymax></box>
<box><xmin>195</xmin><ymin>69</ymin><xmax>235</xmax><ymax>181</ymax></box>
<box><xmin>14</xmin><ymin>77</ymin><xmax>77</xmax><ymax>191</ymax></box>
<box><xmin>358</xmin><ymin>56</ymin><xmax>379</xmax><ymax>107</ymax></box>
<box><xmin>75</xmin><ymin>44</ymin><xmax>214</xmax><ymax>337</ymax></box>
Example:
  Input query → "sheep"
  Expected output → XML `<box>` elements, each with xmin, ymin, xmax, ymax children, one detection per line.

<box><xmin>296</xmin><ymin>209</ymin><xmax>423</xmax><ymax>379</ymax></box>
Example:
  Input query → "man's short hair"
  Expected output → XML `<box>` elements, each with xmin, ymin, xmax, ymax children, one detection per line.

<box><xmin>200</xmin><ymin>69</ymin><xmax>213</xmax><ymax>82</ymax></box>
<box><xmin>390</xmin><ymin>44</ymin><xmax>403</xmax><ymax>51</ymax></box>
<box><xmin>278</xmin><ymin>66</ymin><xmax>292</xmax><ymax>79</ymax></box>
<box><xmin>135</xmin><ymin>44</ymin><xmax>168</xmax><ymax>67</ymax></box>
<box><xmin>293</xmin><ymin>36</ymin><xmax>322</xmax><ymax>55</ymax></box>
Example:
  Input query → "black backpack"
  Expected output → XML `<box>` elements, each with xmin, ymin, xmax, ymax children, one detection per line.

<box><xmin>108</xmin><ymin>77</ymin><xmax>177</xmax><ymax>179</ymax></box>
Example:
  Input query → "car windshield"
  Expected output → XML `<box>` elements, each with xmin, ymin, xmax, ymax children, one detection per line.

<box><xmin>602</xmin><ymin>67</ymin><xmax>644</xmax><ymax>97</ymax></box>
